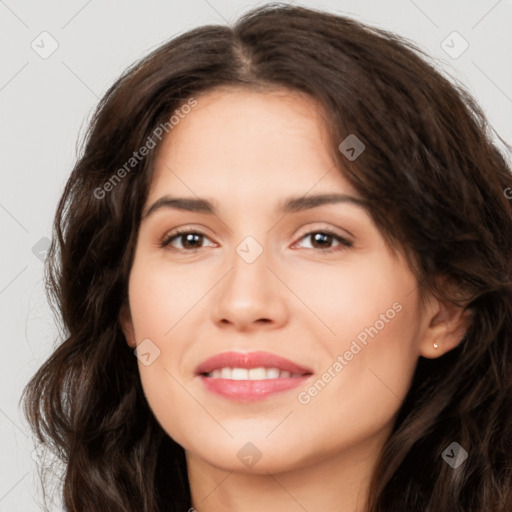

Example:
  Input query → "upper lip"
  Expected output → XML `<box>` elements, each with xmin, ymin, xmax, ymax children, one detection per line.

<box><xmin>195</xmin><ymin>351</ymin><xmax>314</xmax><ymax>375</ymax></box>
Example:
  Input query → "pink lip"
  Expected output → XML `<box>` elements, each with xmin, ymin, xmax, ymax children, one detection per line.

<box><xmin>195</xmin><ymin>351</ymin><xmax>313</xmax><ymax>375</ymax></box>
<box><xmin>195</xmin><ymin>351</ymin><xmax>314</xmax><ymax>402</ymax></box>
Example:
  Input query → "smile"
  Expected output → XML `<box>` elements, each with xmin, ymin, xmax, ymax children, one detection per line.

<box><xmin>195</xmin><ymin>351</ymin><xmax>313</xmax><ymax>401</ymax></box>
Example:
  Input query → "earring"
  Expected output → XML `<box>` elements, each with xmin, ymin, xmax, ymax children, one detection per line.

<box><xmin>433</xmin><ymin>342</ymin><xmax>439</xmax><ymax>349</ymax></box>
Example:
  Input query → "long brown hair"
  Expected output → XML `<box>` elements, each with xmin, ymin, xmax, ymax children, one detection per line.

<box><xmin>21</xmin><ymin>4</ymin><xmax>512</xmax><ymax>511</ymax></box>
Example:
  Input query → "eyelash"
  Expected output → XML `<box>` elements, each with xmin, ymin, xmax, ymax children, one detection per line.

<box><xmin>160</xmin><ymin>228</ymin><xmax>353</xmax><ymax>253</ymax></box>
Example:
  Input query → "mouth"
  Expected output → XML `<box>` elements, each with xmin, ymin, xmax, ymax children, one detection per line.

<box><xmin>195</xmin><ymin>351</ymin><xmax>314</xmax><ymax>401</ymax></box>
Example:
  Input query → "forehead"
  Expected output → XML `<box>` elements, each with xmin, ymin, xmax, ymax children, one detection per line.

<box><xmin>148</xmin><ymin>87</ymin><xmax>358</xmax><ymax>202</ymax></box>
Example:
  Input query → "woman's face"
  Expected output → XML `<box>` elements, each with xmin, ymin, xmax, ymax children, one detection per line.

<box><xmin>121</xmin><ymin>87</ymin><xmax>440</xmax><ymax>474</ymax></box>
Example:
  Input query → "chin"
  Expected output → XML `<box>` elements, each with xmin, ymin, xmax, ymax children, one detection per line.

<box><xmin>181</xmin><ymin>433</ymin><xmax>318</xmax><ymax>475</ymax></box>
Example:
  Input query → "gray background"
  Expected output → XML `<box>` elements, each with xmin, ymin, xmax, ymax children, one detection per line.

<box><xmin>1</xmin><ymin>0</ymin><xmax>511</xmax><ymax>509</ymax></box>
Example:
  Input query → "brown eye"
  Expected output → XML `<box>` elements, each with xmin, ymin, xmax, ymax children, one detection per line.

<box><xmin>295</xmin><ymin>230</ymin><xmax>352</xmax><ymax>252</ymax></box>
<box><xmin>161</xmin><ymin>230</ymin><xmax>215</xmax><ymax>251</ymax></box>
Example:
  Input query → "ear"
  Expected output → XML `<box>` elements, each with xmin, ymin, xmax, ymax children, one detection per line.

<box><xmin>119</xmin><ymin>302</ymin><xmax>136</xmax><ymax>349</ymax></box>
<box><xmin>418</xmin><ymin>293</ymin><xmax>472</xmax><ymax>359</ymax></box>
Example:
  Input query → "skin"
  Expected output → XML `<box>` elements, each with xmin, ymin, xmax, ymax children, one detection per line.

<box><xmin>120</xmin><ymin>87</ymin><xmax>469</xmax><ymax>512</ymax></box>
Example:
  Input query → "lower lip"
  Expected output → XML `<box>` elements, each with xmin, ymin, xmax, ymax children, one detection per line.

<box><xmin>199</xmin><ymin>375</ymin><xmax>311</xmax><ymax>401</ymax></box>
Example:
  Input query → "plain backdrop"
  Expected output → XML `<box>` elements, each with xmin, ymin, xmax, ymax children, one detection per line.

<box><xmin>1</xmin><ymin>0</ymin><xmax>511</xmax><ymax>509</ymax></box>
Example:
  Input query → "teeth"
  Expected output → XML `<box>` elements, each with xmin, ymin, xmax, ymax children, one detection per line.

<box><xmin>266</xmin><ymin>368</ymin><xmax>280</xmax><ymax>379</ymax></box>
<box><xmin>206</xmin><ymin>367</ymin><xmax>302</xmax><ymax>380</ymax></box>
<box><xmin>220</xmin><ymin>367</ymin><xmax>232</xmax><ymax>379</ymax></box>
<box><xmin>248</xmin><ymin>367</ymin><xmax>266</xmax><ymax>379</ymax></box>
<box><xmin>231</xmin><ymin>368</ymin><xmax>248</xmax><ymax>380</ymax></box>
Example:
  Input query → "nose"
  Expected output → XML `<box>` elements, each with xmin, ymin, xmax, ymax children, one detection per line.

<box><xmin>210</xmin><ymin>244</ymin><xmax>289</xmax><ymax>332</ymax></box>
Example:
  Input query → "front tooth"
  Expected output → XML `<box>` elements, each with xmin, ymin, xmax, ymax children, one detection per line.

<box><xmin>265</xmin><ymin>368</ymin><xmax>280</xmax><ymax>379</ymax></box>
<box><xmin>208</xmin><ymin>367</ymin><xmax>299</xmax><ymax>379</ymax></box>
<box><xmin>220</xmin><ymin>367</ymin><xmax>232</xmax><ymax>379</ymax></box>
<box><xmin>248</xmin><ymin>367</ymin><xmax>267</xmax><ymax>380</ymax></box>
<box><xmin>231</xmin><ymin>368</ymin><xmax>249</xmax><ymax>380</ymax></box>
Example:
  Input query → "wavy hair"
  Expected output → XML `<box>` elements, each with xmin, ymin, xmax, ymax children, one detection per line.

<box><xmin>21</xmin><ymin>3</ymin><xmax>512</xmax><ymax>511</ymax></box>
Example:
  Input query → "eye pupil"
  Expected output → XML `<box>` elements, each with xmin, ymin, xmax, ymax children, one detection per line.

<box><xmin>312</xmin><ymin>232</ymin><xmax>332</xmax><ymax>247</ymax></box>
<box><xmin>182</xmin><ymin>233</ymin><xmax>202</xmax><ymax>248</ymax></box>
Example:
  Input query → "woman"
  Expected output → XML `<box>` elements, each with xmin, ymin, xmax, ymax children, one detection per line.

<box><xmin>21</xmin><ymin>3</ymin><xmax>512</xmax><ymax>511</ymax></box>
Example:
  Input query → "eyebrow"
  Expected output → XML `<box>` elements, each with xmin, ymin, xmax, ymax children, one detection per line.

<box><xmin>142</xmin><ymin>193</ymin><xmax>368</xmax><ymax>219</ymax></box>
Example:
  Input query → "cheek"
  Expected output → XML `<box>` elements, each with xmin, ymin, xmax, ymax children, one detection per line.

<box><xmin>126</xmin><ymin>256</ymin><xmax>217</xmax><ymax>445</ymax></box>
<box><xmin>127</xmin><ymin>256</ymin><xmax>213</xmax><ymax>340</ymax></box>
<box><xmin>291</xmin><ymin>253</ymin><xmax>421</xmax><ymax>426</ymax></box>
<box><xmin>298</xmin><ymin>290</ymin><xmax>420</xmax><ymax>437</ymax></box>
<box><xmin>282</xmin><ymin>308</ymin><xmax>420</xmax><ymax>467</ymax></box>
<box><xmin>289</xmin><ymin>250</ymin><xmax>417</xmax><ymax>348</ymax></box>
